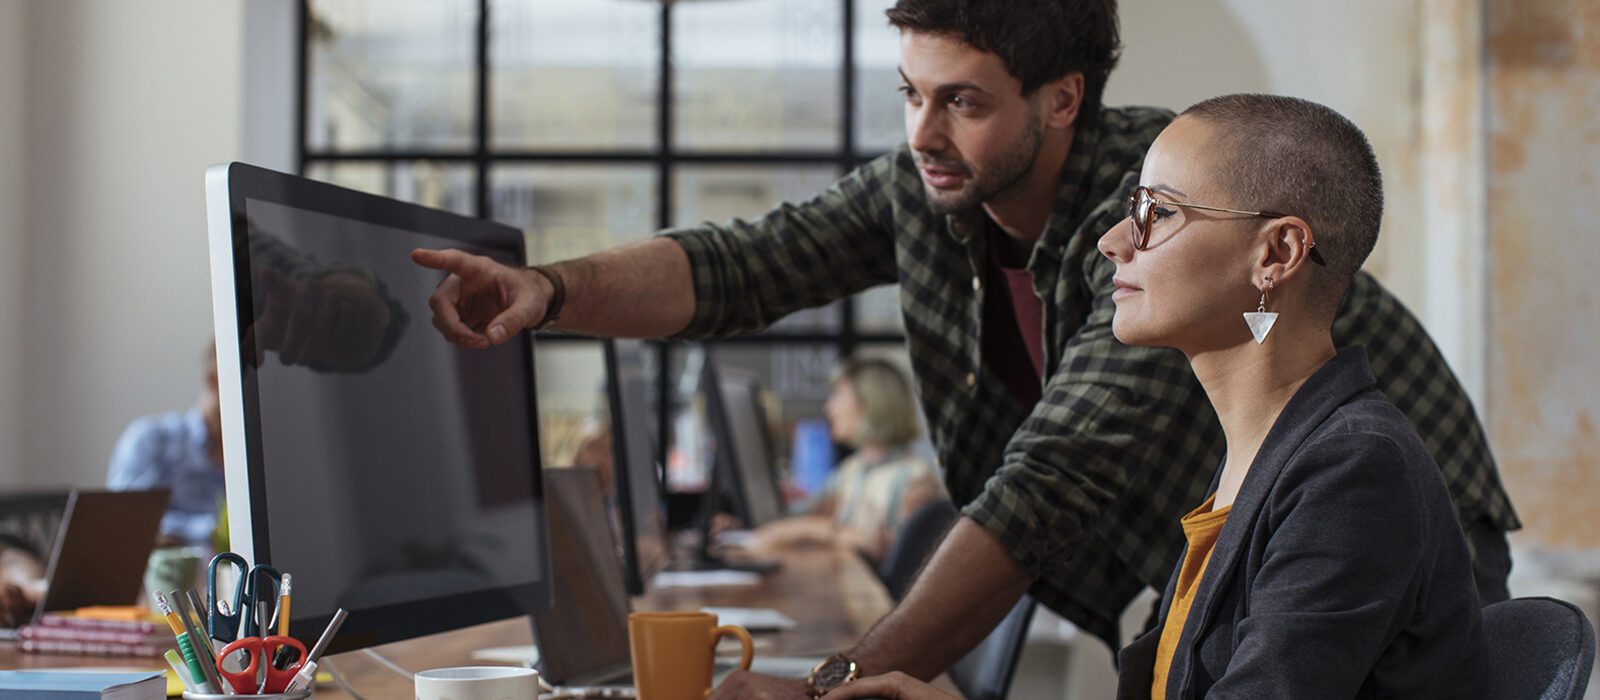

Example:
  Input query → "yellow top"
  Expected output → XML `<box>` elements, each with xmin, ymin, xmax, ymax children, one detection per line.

<box><xmin>1152</xmin><ymin>495</ymin><xmax>1232</xmax><ymax>700</ymax></box>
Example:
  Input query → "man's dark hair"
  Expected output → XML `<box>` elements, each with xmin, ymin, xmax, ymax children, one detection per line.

<box><xmin>886</xmin><ymin>0</ymin><xmax>1121</xmax><ymax>124</ymax></box>
<box><xmin>1181</xmin><ymin>94</ymin><xmax>1384</xmax><ymax>317</ymax></box>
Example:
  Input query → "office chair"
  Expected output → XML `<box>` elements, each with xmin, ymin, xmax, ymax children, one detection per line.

<box><xmin>1483</xmin><ymin>596</ymin><xmax>1595</xmax><ymax>700</ymax></box>
<box><xmin>878</xmin><ymin>499</ymin><xmax>958</xmax><ymax>601</ymax></box>
<box><xmin>947</xmin><ymin>594</ymin><xmax>1036</xmax><ymax>700</ymax></box>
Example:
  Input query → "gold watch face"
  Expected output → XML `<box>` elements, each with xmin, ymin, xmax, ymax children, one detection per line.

<box><xmin>809</xmin><ymin>655</ymin><xmax>858</xmax><ymax>690</ymax></box>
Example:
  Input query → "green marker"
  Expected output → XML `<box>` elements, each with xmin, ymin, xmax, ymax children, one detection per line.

<box><xmin>155</xmin><ymin>591</ymin><xmax>216</xmax><ymax>693</ymax></box>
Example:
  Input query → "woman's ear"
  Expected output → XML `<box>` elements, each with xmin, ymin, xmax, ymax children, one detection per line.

<box><xmin>1253</xmin><ymin>216</ymin><xmax>1316</xmax><ymax>289</ymax></box>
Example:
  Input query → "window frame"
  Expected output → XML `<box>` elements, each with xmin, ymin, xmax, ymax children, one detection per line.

<box><xmin>296</xmin><ymin>0</ymin><xmax>907</xmax><ymax>481</ymax></box>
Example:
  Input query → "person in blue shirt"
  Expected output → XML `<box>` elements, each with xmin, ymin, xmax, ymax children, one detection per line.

<box><xmin>106</xmin><ymin>343</ymin><xmax>227</xmax><ymax>548</ymax></box>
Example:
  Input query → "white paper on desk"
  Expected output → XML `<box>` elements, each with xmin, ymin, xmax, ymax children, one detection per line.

<box><xmin>653</xmin><ymin>570</ymin><xmax>761</xmax><ymax>588</ymax></box>
<box><xmin>715</xmin><ymin>529</ymin><xmax>756</xmax><ymax>547</ymax></box>
<box><xmin>701</xmin><ymin>606</ymin><xmax>798</xmax><ymax>631</ymax></box>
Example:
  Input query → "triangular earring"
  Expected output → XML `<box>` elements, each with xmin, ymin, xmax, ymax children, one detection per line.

<box><xmin>1243</xmin><ymin>277</ymin><xmax>1278</xmax><ymax>344</ymax></box>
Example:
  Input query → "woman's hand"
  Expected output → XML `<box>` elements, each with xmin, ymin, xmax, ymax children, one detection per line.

<box><xmin>750</xmin><ymin>516</ymin><xmax>837</xmax><ymax>551</ymax></box>
<box><xmin>821</xmin><ymin>672</ymin><xmax>960</xmax><ymax>700</ymax></box>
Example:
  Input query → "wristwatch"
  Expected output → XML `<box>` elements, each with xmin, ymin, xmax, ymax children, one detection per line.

<box><xmin>528</xmin><ymin>265</ymin><xmax>566</xmax><ymax>330</ymax></box>
<box><xmin>806</xmin><ymin>654</ymin><xmax>860</xmax><ymax>698</ymax></box>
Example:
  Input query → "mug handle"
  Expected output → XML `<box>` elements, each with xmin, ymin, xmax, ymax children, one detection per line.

<box><xmin>711</xmin><ymin>624</ymin><xmax>755</xmax><ymax>671</ymax></box>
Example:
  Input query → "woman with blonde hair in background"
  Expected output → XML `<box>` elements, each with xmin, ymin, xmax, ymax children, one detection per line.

<box><xmin>753</xmin><ymin>357</ymin><xmax>946</xmax><ymax>565</ymax></box>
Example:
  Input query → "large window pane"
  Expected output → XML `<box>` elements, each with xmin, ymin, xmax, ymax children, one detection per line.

<box><xmin>491</xmin><ymin>165</ymin><xmax>658</xmax><ymax>266</ymax></box>
<box><xmin>307</xmin><ymin>0</ymin><xmax>477</xmax><ymax>151</ymax></box>
<box><xmin>854</xmin><ymin>0</ymin><xmax>903</xmax><ymax>155</ymax></box>
<box><xmin>855</xmin><ymin>285</ymin><xmax>905</xmax><ymax>334</ymax></box>
<box><xmin>534</xmin><ymin>341</ymin><xmax>607</xmax><ymax>471</ymax></box>
<box><xmin>673</xmin><ymin>165</ymin><xmax>842</xmax><ymax>332</ymax></box>
<box><xmin>490</xmin><ymin>1</ymin><xmax>659</xmax><ymax>151</ymax></box>
<box><xmin>674</xmin><ymin>0</ymin><xmax>843</xmax><ymax>152</ymax></box>
<box><xmin>304</xmin><ymin>161</ymin><xmax>476</xmax><ymax>217</ymax></box>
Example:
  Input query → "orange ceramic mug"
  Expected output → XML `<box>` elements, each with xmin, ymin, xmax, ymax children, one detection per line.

<box><xmin>628</xmin><ymin>611</ymin><xmax>754</xmax><ymax>700</ymax></box>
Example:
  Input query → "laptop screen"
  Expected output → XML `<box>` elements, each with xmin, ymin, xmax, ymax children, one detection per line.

<box><xmin>534</xmin><ymin>467</ymin><xmax>632</xmax><ymax>686</ymax></box>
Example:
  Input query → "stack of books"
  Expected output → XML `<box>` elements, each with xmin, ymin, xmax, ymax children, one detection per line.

<box><xmin>17</xmin><ymin>615</ymin><xmax>173</xmax><ymax>658</ymax></box>
<box><xmin>0</xmin><ymin>670</ymin><xmax>166</xmax><ymax>699</ymax></box>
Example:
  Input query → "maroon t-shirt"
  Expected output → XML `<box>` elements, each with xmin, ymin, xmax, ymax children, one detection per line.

<box><xmin>982</xmin><ymin>227</ymin><xmax>1045</xmax><ymax>408</ymax></box>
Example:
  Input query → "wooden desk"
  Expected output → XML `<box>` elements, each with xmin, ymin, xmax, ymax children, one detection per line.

<box><xmin>1</xmin><ymin>543</ymin><xmax>958</xmax><ymax>697</ymax></box>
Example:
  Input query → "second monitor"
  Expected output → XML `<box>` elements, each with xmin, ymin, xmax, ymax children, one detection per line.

<box><xmin>703</xmin><ymin>355</ymin><xmax>787</xmax><ymax>529</ymax></box>
<box><xmin>604</xmin><ymin>339</ymin><xmax>670</xmax><ymax>595</ymax></box>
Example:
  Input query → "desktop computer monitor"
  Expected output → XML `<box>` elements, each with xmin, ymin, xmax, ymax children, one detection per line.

<box><xmin>205</xmin><ymin>162</ymin><xmax>551</xmax><ymax>653</ymax></box>
<box><xmin>701</xmin><ymin>356</ymin><xmax>786</xmax><ymax>528</ymax></box>
<box><xmin>603</xmin><ymin>339</ymin><xmax>669</xmax><ymax>595</ymax></box>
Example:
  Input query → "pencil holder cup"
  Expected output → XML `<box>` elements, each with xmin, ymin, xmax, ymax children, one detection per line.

<box><xmin>183</xmin><ymin>690</ymin><xmax>312</xmax><ymax>699</ymax></box>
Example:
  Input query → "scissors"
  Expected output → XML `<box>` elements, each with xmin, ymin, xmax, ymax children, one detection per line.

<box><xmin>216</xmin><ymin>634</ymin><xmax>307</xmax><ymax>694</ymax></box>
<box><xmin>207</xmin><ymin>552</ymin><xmax>283</xmax><ymax>642</ymax></box>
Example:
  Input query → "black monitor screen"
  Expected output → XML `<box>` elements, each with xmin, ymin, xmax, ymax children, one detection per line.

<box><xmin>703</xmin><ymin>358</ymin><xmax>786</xmax><ymax>528</ymax></box>
<box><xmin>606</xmin><ymin>340</ymin><xmax>669</xmax><ymax>595</ymax></box>
<box><xmin>208</xmin><ymin>163</ymin><xmax>549</xmax><ymax>652</ymax></box>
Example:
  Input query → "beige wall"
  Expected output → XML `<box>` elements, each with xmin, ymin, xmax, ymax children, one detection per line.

<box><xmin>1487</xmin><ymin>0</ymin><xmax>1600</xmax><ymax>551</ymax></box>
<box><xmin>1109</xmin><ymin>1</ymin><xmax>1485</xmax><ymax>395</ymax></box>
<box><xmin>0</xmin><ymin>0</ymin><xmax>25</xmax><ymax>485</ymax></box>
<box><xmin>1112</xmin><ymin>0</ymin><xmax>1600</xmax><ymax>554</ymax></box>
<box><xmin>7</xmin><ymin>0</ymin><xmax>245</xmax><ymax>489</ymax></box>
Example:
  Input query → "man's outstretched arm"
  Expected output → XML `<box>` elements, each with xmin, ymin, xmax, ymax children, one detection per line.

<box><xmin>415</xmin><ymin>154</ymin><xmax>899</xmax><ymax>348</ymax></box>
<box><xmin>413</xmin><ymin>236</ymin><xmax>697</xmax><ymax>345</ymax></box>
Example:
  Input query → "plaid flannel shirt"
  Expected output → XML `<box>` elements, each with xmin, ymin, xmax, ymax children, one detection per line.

<box><xmin>662</xmin><ymin>106</ymin><xmax>1520</xmax><ymax>647</ymax></box>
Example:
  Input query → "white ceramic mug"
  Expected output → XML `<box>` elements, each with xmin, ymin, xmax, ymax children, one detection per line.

<box><xmin>414</xmin><ymin>666</ymin><xmax>540</xmax><ymax>700</ymax></box>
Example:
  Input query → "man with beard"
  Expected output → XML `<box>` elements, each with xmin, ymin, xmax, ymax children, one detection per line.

<box><xmin>413</xmin><ymin>1</ymin><xmax>1519</xmax><ymax>697</ymax></box>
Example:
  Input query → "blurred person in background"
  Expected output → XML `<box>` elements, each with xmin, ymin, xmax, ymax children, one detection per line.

<box><xmin>753</xmin><ymin>358</ymin><xmax>946</xmax><ymax>565</ymax></box>
<box><xmin>106</xmin><ymin>341</ymin><xmax>227</xmax><ymax>549</ymax></box>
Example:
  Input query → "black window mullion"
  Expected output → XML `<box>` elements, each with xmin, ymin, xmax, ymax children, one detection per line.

<box><xmin>658</xmin><ymin>1</ymin><xmax>674</xmax><ymax>232</ymax></box>
<box><xmin>655</xmin><ymin>0</ymin><xmax>677</xmax><ymax>488</ymax></box>
<box><xmin>474</xmin><ymin>0</ymin><xmax>490</xmax><ymax>220</ymax></box>
<box><xmin>839</xmin><ymin>0</ymin><xmax>857</xmax><ymax>359</ymax></box>
<box><xmin>295</xmin><ymin>0</ymin><xmax>309</xmax><ymax>175</ymax></box>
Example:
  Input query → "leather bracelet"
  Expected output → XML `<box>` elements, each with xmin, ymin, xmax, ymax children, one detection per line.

<box><xmin>529</xmin><ymin>265</ymin><xmax>566</xmax><ymax>331</ymax></box>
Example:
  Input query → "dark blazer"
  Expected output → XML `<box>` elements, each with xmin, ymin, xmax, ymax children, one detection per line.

<box><xmin>1117</xmin><ymin>347</ymin><xmax>1489</xmax><ymax>699</ymax></box>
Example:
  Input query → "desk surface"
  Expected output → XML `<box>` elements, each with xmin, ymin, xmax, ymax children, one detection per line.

<box><xmin>0</xmin><ymin>543</ymin><xmax>959</xmax><ymax>697</ymax></box>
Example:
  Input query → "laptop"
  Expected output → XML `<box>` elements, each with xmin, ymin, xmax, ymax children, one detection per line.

<box><xmin>501</xmin><ymin>468</ymin><xmax>821</xmax><ymax>696</ymax></box>
<box><xmin>0</xmin><ymin>489</ymin><xmax>170</xmax><ymax>636</ymax></box>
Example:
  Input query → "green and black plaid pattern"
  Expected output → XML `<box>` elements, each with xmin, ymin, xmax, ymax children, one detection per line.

<box><xmin>663</xmin><ymin>106</ymin><xmax>1519</xmax><ymax>647</ymax></box>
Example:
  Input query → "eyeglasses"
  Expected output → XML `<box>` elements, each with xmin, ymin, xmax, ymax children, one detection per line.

<box><xmin>1126</xmin><ymin>185</ymin><xmax>1326</xmax><ymax>265</ymax></box>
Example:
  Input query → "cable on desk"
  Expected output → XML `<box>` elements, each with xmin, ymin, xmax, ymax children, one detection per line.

<box><xmin>362</xmin><ymin>647</ymin><xmax>416</xmax><ymax>681</ymax></box>
<box><xmin>322</xmin><ymin>657</ymin><xmax>368</xmax><ymax>700</ymax></box>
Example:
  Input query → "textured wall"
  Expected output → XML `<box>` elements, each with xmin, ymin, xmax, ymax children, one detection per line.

<box><xmin>1488</xmin><ymin>0</ymin><xmax>1600</xmax><ymax>550</ymax></box>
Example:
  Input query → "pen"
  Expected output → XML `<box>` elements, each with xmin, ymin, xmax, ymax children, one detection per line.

<box><xmin>172</xmin><ymin>589</ymin><xmax>228</xmax><ymax>695</ymax></box>
<box><xmin>184</xmin><ymin>588</ymin><xmax>218</xmax><ymax>654</ymax></box>
<box><xmin>154</xmin><ymin>591</ymin><xmax>217</xmax><ymax>694</ymax></box>
<box><xmin>256</xmin><ymin>600</ymin><xmax>270</xmax><ymax>693</ymax></box>
<box><xmin>285</xmin><ymin>608</ymin><xmax>348</xmax><ymax>693</ymax></box>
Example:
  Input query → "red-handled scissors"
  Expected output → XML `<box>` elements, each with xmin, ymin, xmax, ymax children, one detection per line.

<box><xmin>217</xmin><ymin>635</ymin><xmax>307</xmax><ymax>694</ymax></box>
